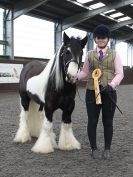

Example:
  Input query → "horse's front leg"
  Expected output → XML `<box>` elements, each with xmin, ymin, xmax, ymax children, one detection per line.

<box><xmin>31</xmin><ymin>105</ymin><xmax>57</xmax><ymax>153</ymax></box>
<box><xmin>58</xmin><ymin>98</ymin><xmax>81</xmax><ymax>150</ymax></box>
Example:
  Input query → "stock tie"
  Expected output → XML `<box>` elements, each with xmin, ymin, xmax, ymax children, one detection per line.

<box><xmin>99</xmin><ymin>50</ymin><xmax>104</xmax><ymax>61</ymax></box>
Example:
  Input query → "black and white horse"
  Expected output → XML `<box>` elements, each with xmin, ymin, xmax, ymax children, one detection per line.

<box><xmin>14</xmin><ymin>32</ymin><xmax>88</xmax><ymax>153</ymax></box>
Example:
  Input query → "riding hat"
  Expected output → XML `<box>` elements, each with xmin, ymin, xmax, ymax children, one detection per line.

<box><xmin>93</xmin><ymin>24</ymin><xmax>111</xmax><ymax>38</ymax></box>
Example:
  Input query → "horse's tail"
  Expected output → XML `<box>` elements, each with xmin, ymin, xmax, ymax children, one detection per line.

<box><xmin>27</xmin><ymin>100</ymin><xmax>43</xmax><ymax>137</ymax></box>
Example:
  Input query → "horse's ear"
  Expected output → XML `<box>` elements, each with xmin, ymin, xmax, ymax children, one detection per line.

<box><xmin>81</xmin><ymin>35</ymin><xmax>88</xmax><ymax>48</ymax></box>
<box><xmin>63</xmin><ymin>32</ymin><xmax>70</xmax><ymax>45</ymax></box>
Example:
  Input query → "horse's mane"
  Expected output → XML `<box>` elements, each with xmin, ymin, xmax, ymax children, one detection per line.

<box><xmin>48</xmin><ymin>44</ymin><xmax>64</xmax><ymax>91</ymax></box>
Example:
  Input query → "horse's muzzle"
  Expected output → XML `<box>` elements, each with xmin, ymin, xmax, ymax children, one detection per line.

<box><xmin>65</xmin><ymin>74</ymin><xmax>77</xmax><ymax>84</ymax></box>
<box><xmin>66</xmin><ymin>61</ymin><xmax>78</xmax><ymax>83</ymax></box>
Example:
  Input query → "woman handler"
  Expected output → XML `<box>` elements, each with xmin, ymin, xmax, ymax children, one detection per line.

<box><xmin>77</xmin><ymin>24</ymin><xmax>124</xmax><ymax>159</ymax></box>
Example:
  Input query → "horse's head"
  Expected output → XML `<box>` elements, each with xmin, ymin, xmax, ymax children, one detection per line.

<box><xmin>62</xmin><ymin>32</ymin><xmax>88</xmax><ymax>83</ymax></box>
<box><xmin>49</xmin><ymin>32</ymin><xmax>88</xmax><ymax>90</ymax></box>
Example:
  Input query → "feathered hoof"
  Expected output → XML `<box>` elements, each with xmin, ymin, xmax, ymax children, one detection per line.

<box><xmin>59</xmin><ymin>141</ymin><xmax>81</xmax><ymax>151</ymax></box>
<box><xmin>31</xmin><ymin>136</ymin><xmax>54</xmax><ymax>153</ymax></box>
<box><xmin>31</xmin><ymin>144</ymin><xmax>54</xmax><ymax>154</ymax></box>
<box><xmin>13</xmin><ymin>130</ymin><xmax>31</xmax><ymax>143</ymax></box>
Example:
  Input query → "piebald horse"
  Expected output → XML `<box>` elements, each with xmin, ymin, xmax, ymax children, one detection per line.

<box><xmin>14</xmin><ymin>32</ymin><xmax>88</xmax><ymax>153</ymax></box>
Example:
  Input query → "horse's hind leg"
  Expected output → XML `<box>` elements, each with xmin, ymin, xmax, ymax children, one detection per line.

<box><xmin>14</xmin><ymin>92</ymin><xmax>31</xmax><ymax>143</ymax></box>
<box><xmin>58</xmin><ymin>99</ymin><xmax>81</xmax><ymax>150</ymax></box>
<box><xmin>31</xmin><ymin>104</ymin><xmax>57</xmax><ymax>153</ymax></box>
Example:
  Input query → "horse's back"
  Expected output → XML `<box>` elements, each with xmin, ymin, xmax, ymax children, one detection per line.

<box><xmin>20</xmin><ymin>61</ymin><xmax>46</xmax><ymax>91</ymax></box>
<box><xmin>21</xmin><ymin>61</ymin><xmax>46</xmax><ymax>80</ymax></box>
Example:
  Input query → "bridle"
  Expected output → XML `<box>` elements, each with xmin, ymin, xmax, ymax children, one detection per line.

<box><xmin>61</xmin><ymin>44</ymin><xmax>82</xmax><ymax>76</ymax></box>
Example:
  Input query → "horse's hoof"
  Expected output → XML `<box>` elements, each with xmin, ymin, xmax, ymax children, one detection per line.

<box><xmin>13</xmin><ymin>135</ymin><xmax>31</xmax><ymax>143</ymax></box>
<box><xmin>31</xmin><ymin>146</ymin><xmax>54</xmax><ymax>153</ymax></box>
<box><xmin>59</xmin><ymin>142</ymin><xmax>81</xmax><ymax>151</ymax></box>
<box><xmin>13</xmin><ymin>137</ymin><xmax>31</xmax><ymax>143</ymax></box>
<box><xmin>13</xmin><ymin>131</ymin><xmax>31</xmax><ymax>143</ymax></box>
<box><xmin>31</xmin><ymin>136</ymin><xmax>54</xmax><ymax>153</ymax></box>
<box><xmin>13</xmin><ymin>133</ymin><xmax>32</xmax><ymax>143</ymax></box>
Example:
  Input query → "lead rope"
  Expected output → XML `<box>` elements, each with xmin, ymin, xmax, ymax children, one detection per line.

<box><xmin>100</xmin><ymin>87</ymin><xmax>123</xmax><ymax>115</ymax></box>
<box><xmin>107</xmin><ymin>93</ymin><xmax>123</xmax><ymax>115</ymax></box>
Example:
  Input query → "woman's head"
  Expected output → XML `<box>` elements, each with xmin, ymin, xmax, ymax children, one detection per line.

<box><xmin>93</xmin><ymin>24</ymin><xmax>111</xmax><ymax>48</ymax></box>
<box><xmin>93</xmin><ymin>24</ymin><xmax>111</xmax><ymax>38</ymax></box>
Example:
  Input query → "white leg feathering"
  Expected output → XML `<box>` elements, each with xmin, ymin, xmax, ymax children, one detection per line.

<box><xmin>31</xmin><ymin>118</ymin><xmax>56</xmax><ymax>153</ymax></box>
<box><xmin>58</xmin><ymin>123</ymin><xmax>81</xmax><ymax>150</ymax></box>
<box><xmin>14</xmin><ymin>110</ymin><xmax>31</xmax><ymax>143</ymax></box>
